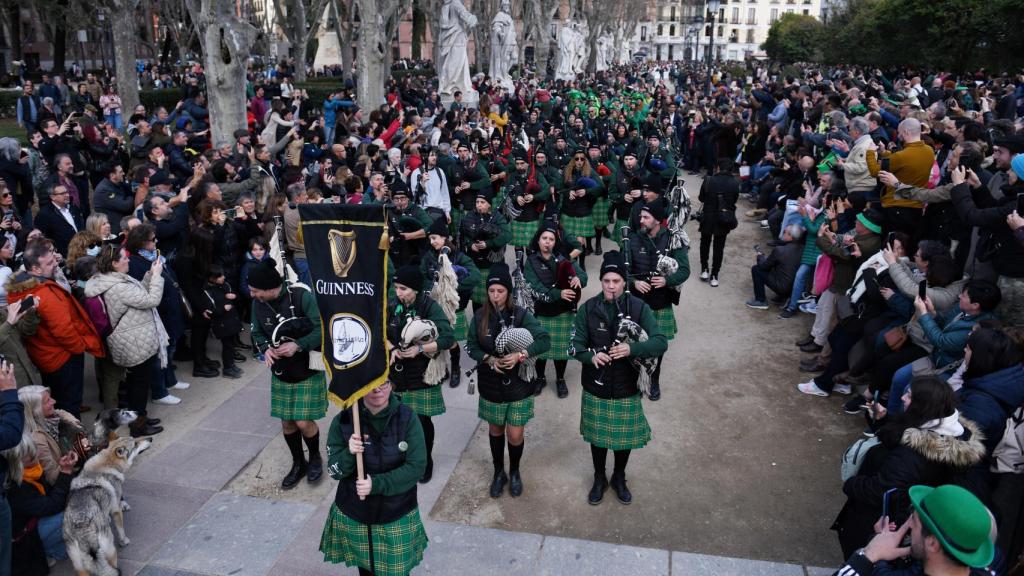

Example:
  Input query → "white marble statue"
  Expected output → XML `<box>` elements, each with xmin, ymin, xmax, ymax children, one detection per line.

<box><xmin>555</xmin><ymin>20</ymin><xmax>580</xmax><ymax>81</ymax></box>
<box><xmin>438</xmin><ymin>0</ymin><xmax>478</xmax><ymax>98</ymax></box>
<box><xmin>489</xmin><ymin>0</ymin><xmax>518</xmax><ymax>91</ymax></box>
<box><xmin>619</xmin><ymin>37</ymin><xmax>632</xmax><ymax>64</ymax></box>
<box><xmin>595</xmin><ymin>33</ymin><xmax>613</xmax><ymax>71</ymax></box>
<box><xmin>573</xmin><ymin>22</ymin><xmax>589</xmax><ymax>74</ymax></box>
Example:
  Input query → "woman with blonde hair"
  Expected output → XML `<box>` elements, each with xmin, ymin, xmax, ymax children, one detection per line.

<box><xmin>85</xmin><ymin>213</ymin><xmax>115</xmax><ymax>242</ymax></box>
<box><xmin>17</xmin><ymin>385</ymin><xmax>86</xmax><ymax>486</ymax></box>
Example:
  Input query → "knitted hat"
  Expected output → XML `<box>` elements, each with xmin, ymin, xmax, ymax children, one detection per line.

<box><xmin>394</xmin><ymin>265</ymin><xmax>423</xmax><ymax>292</ymax></box>
<box><xmin>993</xmin><ymin>135</ymin><xmax>1024</xmax><ymax>154</ymax></box>
<box><xmin>1011</xmin><ymin>153</ymin><xmax>1024</xmax><ymax>181</ymax></box>
<box><xmin>909</xmin><ymin>485</ymin><xmax>994</xmax><ymax>568</ymax></box>
<box><xmin>599</xmin><ymin>251</ymin><xmax>627</xmax><ymax>280</ymax></box>
<box><xmin>476</xmin><ymin>188</ymin><xmax>495</xmax><ymax>204</ymax></box>
<box><xmin>427</xmin><ymin>217</ymin><xmax>449</xmax><ymax>238</ymax></box>
<box><xmin>247</xmin><ymin>259</ymin><xmax>283</xmax><ymax>290</ymax></box>
<box><xmin>640</xmin><ymin>202</ymin><xmax>667</xmax><ymax>222</ymax></box>
<box><xmin>856</xmin><ymin>209</ymin><xmax>883</xmax><ymax>234</ymax></box>
<box><xmin>390</xmin><ymin>186</ymin><xmax>410</xmax><ymax>199</ymax></box>
<box><xmin>486</xmin><ymin>263</ymin><xmax>512</xmax><ymax>291</ymax></box>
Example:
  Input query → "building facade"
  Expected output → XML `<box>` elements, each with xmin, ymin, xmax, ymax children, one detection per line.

<box><xmin>694</xmin><ymin>0</ymin><xmax>822</xmax><ymax>61</ymax></box>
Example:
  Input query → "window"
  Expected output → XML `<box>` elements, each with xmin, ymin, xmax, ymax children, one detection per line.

<box><xmin>671</xmin><ymin>6</ymin><xmax>676</xmax><ymax>20</ymax></box>
<box><xmin>717</xmin><ymin>25</ymin><xmax>724</xmax><ymax>36</ymax></box>
<box><xmin>786</xmin><ymin>8</ymin><xmax>794</xmax><ymax>13</ymax></box>
<box><xmin>719</xmin><ymin>7</ymin><xmax>725</xmax><ymax>20</ymax></box>
<box><xmin>658</xmin><ymin>24</ymin><xmax>663</xmax><ymax>35</ymax></box>
<box><xmin>746</xmin><ymin>28</ymin><xmax>755</xmax><ymax>43</ymax></box>
<box><xmin>729</xmin><ymin>28</ymin><xmax>739</xmax><ymax>42</ymax></box>
<box><xmin>769</xmin><ymin>8</ymin><xmax>778</xmax><ymax>22</ymax></box>
<box><xmin>641</xmin><ymin>25</ymin><xmax>647</xmax><ymax>41</ymax></box>
<box><xmin>670</xmin><ymin>24</ymin><xmax>676</xmax><ymax>36</ymax></box>
<box><xmin>747</xmin><ymin>7</ymin><xmax>756</xmax><ymax>23</ymax></box>
<box><xmin>731</xmin><ymin>7</ymin><xmax>739</xmax><ymax>23</ymax></box>
<box><xmin>802</xmin><ymin>8</ymin><xmax>809</xmax><ymax>14</ymax></box>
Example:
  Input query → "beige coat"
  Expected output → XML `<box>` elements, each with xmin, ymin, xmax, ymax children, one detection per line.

<box><xmin>84</xmin><ymin>271</ymin><xmax>166</xmax><ymax>368</ymax></box>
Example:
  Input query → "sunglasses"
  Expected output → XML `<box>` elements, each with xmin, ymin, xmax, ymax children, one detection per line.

<box><xmin>87</xmin><ymin>242</ymin><xmax>101</xmax><ymax>249</ymax></box>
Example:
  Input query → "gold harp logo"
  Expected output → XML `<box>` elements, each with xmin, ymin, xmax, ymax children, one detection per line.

<box><xmin>329</xmin><ymin>229</ymin><xmax>357</xmax><ymax>278</ymax></box>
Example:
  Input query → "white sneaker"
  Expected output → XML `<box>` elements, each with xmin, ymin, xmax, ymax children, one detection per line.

<box><xmin>170</xmin><ymin>381</ymin><xmax>191</xmax><ymax>390</ymax></box>
<box><xmin>710</xmin><ymin>276</ymin><xmax>719</xmax><ymax>287</ymax></box>
<box><xmin>699</xmin><ymin>270</ymin><xmax>710</xmax><ymax>281</ymax></box>
<box><xmin>153</xmin><ymin>394</ymin><xmax>181</xmax><ymax>405</ymax></box>
<box><xmin>759</xmin><ymin>219</ymin><xmax>769</xmax><ymax>227</ymax></box>
<box><xmin>799</xmin><ymin>302</ymin><xmax>818</xmax><ymax>314</ymax></box>
<box><xmin>833</xmin><ymin>383</ymin><xmax>852</xmax><ymax>395</ymax></box>
<box><xmin>797</xmin><ymin>381</ymin><xmax>829</xmax><ymax>397</ymax></box>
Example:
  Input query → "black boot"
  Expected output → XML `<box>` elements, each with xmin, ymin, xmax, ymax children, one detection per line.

<box><xmin>648</xmin><ymin>381</ymin><xmax>661</xmax><ymax>401</ymax></box>
<box><xmin>533</xmin><ymin>376</ymin><xmax>547</xmax><ymax>396</ymax></box>
<box><xmin>588</xmin><ymin>472</ymin><xmax>608</xmax><ymax>505</ymax></box>
<box><xmin>593</xmin><ymin>233</ymin><xmax>603</xmax><ymax>255</ymax></box>
<box><xmin>556</xmin><ymin>378</ymin><xmax>569</xmax><ymax>398</ymax></box>
<box><xmin>281</xmin><ymin>462</ymin><xmax>308</xmax><ymax>489</ymax></box>
<box><xmin>489</xmin><ymin>469</ymin><xmax>508</xmax><ymax>498</ymax></box>
<box><xmin>307</xmin><ymin>458</ymin><xmax>323</xmax><ymax>484</ymax></box>
<box><xmin>508</xmin><ymin>470</ymin><xmax>523</xmax><ymax>497</ymax></box>
<box><xmin>449</xmin><ymin>372</ymin><xmax>461</xmax><ymax>389</ymax></box>
<box><xmin>129</xmin><ymin>415</ymin><xmax>164</xmax><ymax>438</ymax></box>
<box><xmin>610</xmin><ymin>472</ymin><xmax>632</xmax><ymax>504</ymax></box>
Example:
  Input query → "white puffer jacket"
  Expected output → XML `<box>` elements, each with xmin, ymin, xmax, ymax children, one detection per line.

<box><xmin>84</xmin><ymin>270</ymin><xmax>167</xmax><ymax>368</ymax></box>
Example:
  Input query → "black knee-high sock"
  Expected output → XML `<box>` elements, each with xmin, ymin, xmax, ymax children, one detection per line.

<box><xmin>302</xmin><ymin>431</ymin><xmax>321</xmax><ymax>462</ymax></box>
<box><xmin>651</xmin><ymin>355</ymin><xmax>664</xmax><ymax>385</ymax></box>
<box><xmin>284</xmin><ymin>430</ymin><xmax>306</xmax><ymax>466</ymax></box>
<box><xmin>508</xmin><ymin>440</ymin><xmax>524</xmax><ymax>472</ymax></box>
<box><xmin>450</xmin><ymin>344</ymin><xmax>461</xmax><ymax>374</ymax></box>
<box><xmin>535</xmin><ymin>359</ymin><xmax>547</xmax><ymax>379</ymax></box>
<box><xmin>418</xmin><ymin>415</ymin><xmax>434</xmax><ymax>465</ymax></box>
<box><xmin>489</xmin><ymin>433</ymin><xmax>505</xmax><ymax>472</ymax></box>
<box><xmin>554</xmin><ymin>360</ymin><xmax>567</xmax><ymax>380</ymax></box>
<box><xmin>591</xmin><ymin>444</ymin><xmax>608</xmax><ymax>475</ymax></box>
<box><xmin>613</xmin><ymin>449</ymin><xmax>631</xmax><ymax>476</ymax></box>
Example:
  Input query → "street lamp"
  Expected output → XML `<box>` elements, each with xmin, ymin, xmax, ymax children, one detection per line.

<box><xmin>705</xmin><ymin>0</ymin><xmax>721</xmax><ymax>97</ymax></box>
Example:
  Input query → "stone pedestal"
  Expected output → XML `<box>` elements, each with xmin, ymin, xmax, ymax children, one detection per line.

<box><xmin>440</xmin><ymin>88</ymin><xmax>480</xmax><ymax>110</ymax></box>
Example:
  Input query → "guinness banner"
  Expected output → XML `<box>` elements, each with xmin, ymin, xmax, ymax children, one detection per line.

<box><xmin>298</xmin><ymin>203</ymin><xmax>390</xmax><ymax>408</ymax></box>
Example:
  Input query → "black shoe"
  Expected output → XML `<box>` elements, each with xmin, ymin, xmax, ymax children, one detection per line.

<box><xmin>281</xmin><ymin>462</ymin><xmax>307</xmax><ymax>490</ymax></box>
<box><xmin>610</xmin><ymin>472</ymin><xmax>632</xmax><ymax>505</ymax></box>
<box><xmin>648</xmin><ymin>382</ymin><xmax>661</xmax><ymax>401</ymax></box>
<box><xmin>203</xmin><ymin>359</ymin><xmax>221</xmax><ymax>369</ymax></box>
<box><xmin>534</xmin><ymin>377</ymin><xmax>547</xmax><ymax>396</ymax></box>
<box><xmin>192</xmin><ymin>366</ymin><xmax>218</xmax><ymax>378</ymax></box>
<box><xmin>778</xmin><ymin>307</ymin><xmax>797</xmax><ymax>319</ymax></box>
<box><xmin>799</xmin><ymin>358</ymin><xmax>828</xmax><ymax>373</ymax></box>
<box><xmin>795</xmin><ymin>334</ymin><xmax>815</xmax><ymax>347</ymax></box>
<box><xmin>508</xmin><ymin>470</ymin><xmax>523</xmax><ymax>497</ymax></box>
<box><xmin>222</xmin><ymin>365</ymin><xmax>244</xmax><ymax>379</ymax></box>
<box><xmin>449</xmin><ymin>372</ymin><xmax>461</xmax><ymax>388</ymax></box>
<box><xmin>556</xmin><ymin>378</ymin><xmax>568</xmax><ymax>398</ymax></box>
<box><xmin>594</xmin><ymin>240</ymin><xmax>603</xmax><ymax>255</ymax></box>
<box><xmin>489</xmin><ymin>470</ymin><xmax>508</xmax><ymax>498</ymax></box>
<box><xmin>147</xmin><ymin>418</ymin><xmax>161</xmax><ymax>426</ymax></box>
<box><xmin>130</xmin><ymin>423</ymin><xmax>164</xmax><ymax>437</ymax></box>
<box><xmin>844</xmin><ymin>396</ymin><xmax>869</xmax><ymax>414</ymax></box>
<box><xmin>233</xmin><ymin>351</ymin><xmax>247</xmax><ymax>363</ymax></box>
<box><xmin>419</xmin><ymin>459</ymin><xmax>433</xmax><ymax>484</ymax></box>
<box><xmin>800</xmin><ymin>341</ymin><xmax>824</xmax><ymax>353</ymax></box>
<box><xmin>588</xmin><ymin>473</ymin><xmax>608</xmax><ymax>505</ymax></box>
<box><xmin>307</xmin><ymin>459</ymin><xmax>323</xmax><ymax>484</ymax></box>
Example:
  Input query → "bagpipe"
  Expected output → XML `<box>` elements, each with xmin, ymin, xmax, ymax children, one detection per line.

<box><xmin>463</xmin><ymin>302</ymin><xmax>536</xmax><ymax>394</ymax></box>
<box><xmin>392</xmin><ymin>317</ymin><xmax>447</xmax><ymax>386</ymax></box>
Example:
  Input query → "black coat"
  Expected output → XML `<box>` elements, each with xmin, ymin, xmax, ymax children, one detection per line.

<box><xmin>34</xmin><ymin>202</ymin><xmax>84</xmax><ymax>257</ymax></box>
<box><xmin>755</xmin><ymin>241</ymin><xmax>802</xmax><ymax>296</ymax></box>
<box><xmin>697</xmin><ymin>173</ymin><xmax>740</xmax><ymax>233</ymax></box>
<box><xmin>0</xmin><ymin>158</ymin><xmax>34</xmax><ymax>212</ymax></box>
<box><xmin>203</xmin><ymin>281</ymin><xmax>243</xmax><ymax>339</ymax></box>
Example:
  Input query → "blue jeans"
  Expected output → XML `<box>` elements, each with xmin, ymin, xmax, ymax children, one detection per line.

<box><xmin>294</xmin><ymin>257</ymin><xmax>312</xmax><ymax>287</ymax></box>
<box><xmin>152</xmin><ymin>342</ymin><xmax>175</xmax><ymax>400</ymax></box>
<box><xmin>0</xmin><ymin>497</ymin><xmax>11</xmax><ymax>576</ymax></box>
<box><xmin>887</xmin><ymin>362</ymin><xmax>916</xmax><ymax>416</ymax></box>
<box><xmin>786</xmin><ymin>263</ymin><xmax>814</xmax><ymax>311</ymax></box>
<box><xmin>37</xmin><ymin>512</ymin><xmax>67</xmax><ymax>560</ymax></box>
<box><xmin>750</xmin><ymin>164</ymin><xmax>773</xmax><ymax>196</ymax></box>
<box><xmin>105</xmin><ymin>111</ymin><xmax>122</xmax><ymax>130</ymax></box>
<box><xmin>323</xmin><ymin>124</ymin><xmax>336</xmax><ymax>146</ymax></box>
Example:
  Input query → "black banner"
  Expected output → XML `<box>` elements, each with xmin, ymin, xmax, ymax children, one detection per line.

<box><xmin>298</xmin><ymin>203</ymin><xmax>390</xmax><ymax>407</ymax></box>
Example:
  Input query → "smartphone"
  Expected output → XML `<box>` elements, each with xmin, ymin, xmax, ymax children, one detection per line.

<box><xmin>918</xmin><ymin>280</ymin><xmax>927</xmax><ymax>300</ymax></box>
<box><xmin>20</xmin><ymin>296</ymin><xmax>35</xmax><ymax>313</ymax></box>
<box><xmin>223</xmin><ymin>208</ymin><xmax>238</xmax><ymax>219</ymax></box>
<box><xmin>882</xmin><ymin>487</ymin><xmax>899</xmax><ymax>520</ymax></box>
<box><xmin>886</xmin><ymin>232</ymin><xmax>896</xmax><ymax>246</ymax></box>
<box><xmin>155</xmin><ymin>249</ymin><xmax>161</xmax><ymax>260</ymax></box>
<box><xmin>880</xmin><ymin>157</ymin><xmax>890</xmax><ymax>172</ymax></box>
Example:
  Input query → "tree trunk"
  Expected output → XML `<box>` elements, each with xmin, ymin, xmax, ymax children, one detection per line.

<box><xmin>8</xmin><ymin>4</ymin><xmax>22</xmax><ymax>61</ymax></box>
<box><xmin>411</xmin><ymin>0</ymin><xmax>424</xmax><ymax>60</ymax></box>
<box><xmin>111</xmin><ymin>0</ymin><xmax>141</xmax><ymax>113</ymax></box>
<box><xmin>356</xmin><ymin>0</ymin><xmax>388</xmax><ymax>107</ymax></box>
<box><xmin>291</xmin><ymin>0</ymin><xmax>308</xmax><ymax>81</ymax></box>
<box><xmin>195</xmin><ymin>0</ymin><xmax>256</xmax><ymax>146</ymax></box>
<box><xmin>53</xmin><ymin>0</ymin><xmax>69</xmax><ymax>74</ymax></box>
<box><xmin>330</xmin><ymin>0</ymin><xmax>354</xmax><ymax>81</ymax></box>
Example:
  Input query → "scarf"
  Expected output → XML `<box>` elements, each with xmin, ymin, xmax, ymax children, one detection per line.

<box><xmin>22</xmin><ymin>462</ymin><xmax>46</xmax><ymax>495</ymax></box>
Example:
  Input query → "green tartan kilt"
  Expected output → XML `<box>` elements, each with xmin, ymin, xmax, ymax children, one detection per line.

<box><xmin>270</xmin><ymin>372</ymin><xmax>328</xmax><ymax>421</ymax></box>
<box><xmin>510</xmin><ymin>219</ymin><xmax>541</xmax><ymax>247</ymax></box>
<box><xmin>471</xmin><ymin>265</ymin><xmax>491</xmax><ymax>305</ymax></box>
<box><xmin>614</xmin><ymin>218</ymin><xmax>631</xmax><ymax>247</ymax></box>
<box><xmin>562</xmin><ymin>215</ymin><xmax>595</xmax><ymax>238</ymax></box>
<box><xmin>536</xmin><ymin>312</ymin><xmax>574</xmax><ymax>360</ymax></box>
<box><xmin>451</xmin><ymin>208</ymin><xmax>466</xmax><ymax>234</ymax></box>
<box><xmin>580</xmin><ymin>390</ymin><xmax>651</xmax><ymax>450</ymax></box>
<box><xmin>453</xmin><ymin>308</ymin><xmax>468</xmax><ymax>341</ymax></box>
<box><xmin>652</xmin><ymin>306</ymin><xmax>677</xmax><ymax>340</ymax></box>
<box><xmin>397</xmin><ymin>386</ymin><xmax>446</xmax><ymax>417</ymax></box>
<box><xmin>478</xmin><ymin>396</ymin><xmax>535</xmax><ymax>427</ymax></box>
<box><xmin>320</xmin><ymin>504</ymin><xmax>427</xmax><ymax>576</ymax></box>
<box><xmin>591</xmin><ymin>196</ymin><xmax>611</xmax><ymax>228</ymax></box>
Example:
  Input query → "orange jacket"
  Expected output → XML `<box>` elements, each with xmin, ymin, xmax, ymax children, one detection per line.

<box><xmin>6</xmin><ymin>273</ymin><xmax>104</xmax><ymax>373</ymax></box>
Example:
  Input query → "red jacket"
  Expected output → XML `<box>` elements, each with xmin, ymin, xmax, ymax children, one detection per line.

<box><xmin>6</xmin><ymin>273</ymin><xmax>104</xmax><ymax>373</ymax></box>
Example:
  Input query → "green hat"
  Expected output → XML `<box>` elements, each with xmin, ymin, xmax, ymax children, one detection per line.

<box><xmin>909</xmin><ymin>485</ymin><xmax>994</xmax><ymax>568</ymax></box>
<box><xmin>856</xmin><ymin>211</ymin><xmax>882</xmax><ymax>234</ymax></box>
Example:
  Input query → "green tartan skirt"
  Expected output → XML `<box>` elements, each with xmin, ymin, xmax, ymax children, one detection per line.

<box><xmin>510</xmin><ymin>219</ymin><xmax>541</xmax><ymax>247</ymax></box>
<box><xmin>592</xmin><ymin>197</ymin><xmax>611</xmax><ymax>228</ymax></box>
<box><xmin>580</xmin><ymin>390</ymin><xmax>651</xmax><ymax>450</ymax></box>
<box><xmin>562</xmin><ymin>215</ymin><xmax>595</xmax><ymax>238</ymax></box>
<box><xmin>453</xmin><ymin>308</ymin><xmax>468</xmax><ymax>341</ymax></box>
<box><xmin>652</xmin><ymin>306</ymin><xmax>677</xmax><ymax>340</ymax></box>
<box><xmin>451</xmin><ymin>208</ymin><xmax>466</xmax><ymax>235</ymax></box>
<box><xmin>320</xmin><ymin>504</ymin><xmax>427</xmax><ymax>576</ymax></box>
<box><xmin>537</xmin><ymin>312</ymin><xmax>574</xmax><ymax>360</ymax></box>
<box><xmin>270</xmin><ymin>372</ymin><xmax>328</xmax><ymax>421</ymax></box>
<box><xmin>478</xmin><ymin>395</ymin><xmax>535</xmax><ymax>427</ymax></box>
<box><xmin>397</xmin><ymin>386</ymin><xmax>446</xmax><ymax>417</ymax></box>
<box><xmin>472</xmin><ymin>265</ymin><xmax>491</xmax><ymax>305</ymax></box>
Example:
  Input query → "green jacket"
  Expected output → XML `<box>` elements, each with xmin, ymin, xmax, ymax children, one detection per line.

<box><xmin>420</xmin><ymin>250</ymin><xmax>481</xmax><ymax>295</ymax></box>
<box><xmin>326</xmin><ymin>393</ymin><xmax>426</xmax><ymax>496</ymax></box>
<box><xmin>465</xmin><ymin>306</ymin><xmax>551</xmax><ymax>360</ymax></box>
<box><xmin>570</xmin><ymin>294</ymin><xmax>667</xmax><ymax>364</ymax></box>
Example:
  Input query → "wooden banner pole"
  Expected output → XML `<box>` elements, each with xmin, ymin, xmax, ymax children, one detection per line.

<box><xmin>352</xmin><ymin>403</ymin><xmax>366</xmax><ymax>501</ymax></box>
